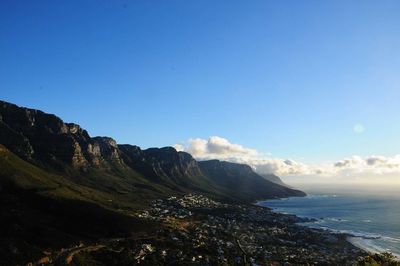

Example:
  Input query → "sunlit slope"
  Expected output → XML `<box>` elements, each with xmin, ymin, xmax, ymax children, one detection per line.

<box><xmin>0</xmin><ymin>144</ymin><xmax>164</xmax><ymax>210</ymax></box>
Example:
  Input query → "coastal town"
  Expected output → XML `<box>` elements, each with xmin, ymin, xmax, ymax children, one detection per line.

<box><xmin>131</xmin><ymin>194</ymin><xmax>366</xmax><ymax>265</ymax></box>
<box><xmin>27</xmin><ymin>194</ymin><xmax>376</xmax><ymax>265</ymax></box>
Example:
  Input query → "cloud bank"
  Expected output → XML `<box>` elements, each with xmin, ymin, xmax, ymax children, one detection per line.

<box><xmin>174</xmin><ymin>136</ymin><xmax>400</xmax><ymax>185</ymax></box>
<box><xmin>333</xmin><ymin>155</ymin><xmax>400</xmax><ymax>174</ymax></box>
<box><xmin>173</xmin><ymin>136</ymin><xmax>319</xmax><ymax>176</ymax></box>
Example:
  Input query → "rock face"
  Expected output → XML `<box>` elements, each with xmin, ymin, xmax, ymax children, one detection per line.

<box><xmin>118</xmin><ymin>145</ymin><xmax>212</xmax><ymax>192</ymax></box>
<box><xmin>91</xmin><ymin>137</ymin><xmax>123</xmax><ymax>166</ymax></box>
<box><xmin>0</xmin><ymin>100</ymin><xmax>305</xmax><ymax>202</ymax></box>
<box><xmin>0</xmin><ymin>101</ymin><xmax>124</xmax><ymax>170</ymax></box>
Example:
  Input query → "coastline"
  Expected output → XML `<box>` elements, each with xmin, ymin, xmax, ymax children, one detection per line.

<box><xmin>347</xmin><ymin>236</ymin><xmax>400</xmax><ymax>259</ymax></box>
<box><xmin>255</xmin><ymin>197</ymin><xmax>385</xmax><ymax>258</ymax></box>
<box><xmin>347</xmin><ymin>237</ymin><xmax>385</xmax><ymax>255</ymax></box>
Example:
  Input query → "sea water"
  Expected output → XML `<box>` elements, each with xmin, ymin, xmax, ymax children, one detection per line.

<box><xmin>257</xmin><ymin>189</ymin><xmax>400</xmax><ymax>256</ymax></box>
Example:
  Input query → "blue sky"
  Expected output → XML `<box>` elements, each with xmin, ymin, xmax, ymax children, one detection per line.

<box><xmin>1</xmin><ymin>0</ymin><xmax>400</xmax><ymax>165</ymax></box>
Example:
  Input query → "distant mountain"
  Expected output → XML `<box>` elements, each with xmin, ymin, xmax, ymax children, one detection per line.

<box><xmin>260</xmin><ymin>173</ymin><xmax>292</xmax><ymax>187</ymax></box>
<box><xmin>199</xmin><ymin>160</ymin><xmax>304</xmax><ymax>201</ymax></box>
<box><xmin>0</xmin><ymin>100</ymin><xmax>305</xmax><ymax>263</ymax></box>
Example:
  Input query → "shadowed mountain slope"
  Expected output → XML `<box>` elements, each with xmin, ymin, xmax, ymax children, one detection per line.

<box><xmin>199</xmin><ymin>160</ymin><xmax>305</xmax><ymax>202</ymax></box>
<box><xmin>0</xmin><ymin>99</ymin><xmax>305</xmax><ymax>264</ymax></box>
<box><xmin>0</xmin><ymin>144</ymin><xmax>156</xmax><ymax>264</ymax></box>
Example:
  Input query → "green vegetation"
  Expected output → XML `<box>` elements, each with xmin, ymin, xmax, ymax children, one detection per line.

<box><xmin>0</xmin><ymin>145</ymin><xmax>158</xmax><ymax>265</ymax></box>
<box><xmin>358</xmin><ymin>253</ymin><xmax>400</xmax><ymax>266</ymax></box>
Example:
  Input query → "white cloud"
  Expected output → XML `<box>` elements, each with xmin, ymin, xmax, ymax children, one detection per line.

<box><xmin>333</xmin><ymin>155</ymin><xmax>400</xmax><ymax>174</ymax></box>
<box><xmin>174</xmin><ymin>136</ymin><xmax>400</xmax><ymax>185</ymax></box>
<box><xmin>174</xmin><ymin>136</ymin><xmax>318</xmax><ymax>176</ymax></box>
<box><xmin>249</xmin><ymin>158</ymin><xmax>321</xmax><ymax>176</ymax></box>
<box><xmin>174</xmin><ymin>136</ymin><xmax>257</xmax><ymax>159</ymax></box>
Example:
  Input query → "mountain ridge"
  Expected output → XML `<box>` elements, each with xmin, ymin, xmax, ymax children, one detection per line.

<box><xmin>0</xmin><ymin>99</ymin><xmax>305</xmax><ymax>204</ymax></box>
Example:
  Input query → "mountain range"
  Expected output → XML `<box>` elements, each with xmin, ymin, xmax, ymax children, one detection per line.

<box><xmin>0</xmin><ymin>100</ymin><xmax>304</xmax><ymax>263</ymax></box>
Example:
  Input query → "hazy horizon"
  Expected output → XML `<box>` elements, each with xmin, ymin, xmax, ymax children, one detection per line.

<box><xmin>282</xmin><ymin>181</ymin><xmax>400</xmax><ymax>193</ymax></box>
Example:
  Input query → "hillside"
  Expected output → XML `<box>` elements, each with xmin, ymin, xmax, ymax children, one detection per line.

<box><xmin>0</xmin><ymin>144</ymin><xmax>157</xmax><ymax>264</ymax></box>
<box><xmin>0</xmin><ymin>100</ymin><xmax>305</xmax><ymax>264</ymax></box>
<box><xmin>0</xmin><ymin>99</ymin><xmax>305</xmax><ymax>204</ymax></box>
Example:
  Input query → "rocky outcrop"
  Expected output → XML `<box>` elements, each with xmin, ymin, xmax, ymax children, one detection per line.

<box><xmin>0</xmin><ymin>119</ymin><xmax>34</xmax><ymax>160</ymax></box>
<box><xmin>119</xmin><ymin>145</ymin><xmax>207</xmax><ymax>188</ymax></box>
<box><xmin>142</xmin><ymin>147</ymin><xmax>204</xmax><ymax>180</ymax></box>
<box><xmin>90</xmin><ymin>137</ymin><xmax>123</xmax><ymax>166</ymax></box>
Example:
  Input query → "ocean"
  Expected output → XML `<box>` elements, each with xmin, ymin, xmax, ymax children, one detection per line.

<box><xmin>257</xmin><ymin>188</ymin><xmax>400</xmax><ymax>257</ymax></box>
